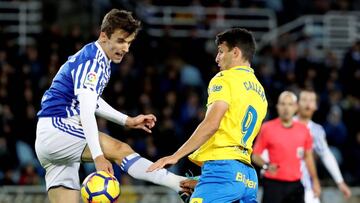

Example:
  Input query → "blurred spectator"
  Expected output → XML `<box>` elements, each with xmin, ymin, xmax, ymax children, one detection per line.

<box><xmin>1</xmin><ymin>169</ymin><xmax>16</xmax><ymax>185</ymax></box>
<box><xmin>346</xmin><ymin>130</ymin><xmax>360</xmax><ymax>185</ymax></box>
<box><xmin>180</xmin><ymin>90</ymin><xmax>201</xmax><ymax>125</ymax></box>
<box><xmin>324</xmin><ymin>105</ymin><xmax>348</xmax><ymax>148</ymax></box>
<box><xmin>274</xmin><ymin>44</ymin><xmax>297</xmax><ymax>86</ymax></box>
<box><xmin>180</xmin><ymin>63</ymin><xmax>204</xmax><ymax>89</ymax></box>
<box><xmin>18</xmin><ymin>164</ymin><xmax>40</xmax><ymax>185</ymax></box>
<box><xmin>0</xmin><ymin>137</ymin><xmax>18</xmax><ymax>185</ymax></box>
<box><xmin>341</xmin><ymin>41</ymin><xmax>360</xmax><ymax>98</ymax></box>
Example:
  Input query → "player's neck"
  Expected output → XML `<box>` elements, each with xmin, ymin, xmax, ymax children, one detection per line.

<box><xmin>297</xmin><ymin>114</ymin><xmax>310</xmax><ymax>125</ymax></box>
<box><xmin>280</xmin><ymin>119</ymin><xmax>293</xmax><ymax>128</ymax></box>
<box><xmin>227</xmin><ymin>58</ymin><xmax>250</xmax><ymax>70</ymax></box>
<box><xmin>233</xmin><ymin>61</ymin><xmax>250</xmax><ymax>68</ymax></box>
<box><xmin>96</xmin><ymin>40</ymin><xmax>110</xmax><ymax>61</ymax></box>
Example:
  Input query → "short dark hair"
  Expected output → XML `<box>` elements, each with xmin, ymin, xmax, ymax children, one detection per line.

<box><xmin>215</xmin><ymin>28</ymin><xmax>256</xmax><ymax>62</ymax></box>
<box><xmin>101</xmin><ymin>9</ymin><xmax>141</xmax><ymax>38</ymax></box>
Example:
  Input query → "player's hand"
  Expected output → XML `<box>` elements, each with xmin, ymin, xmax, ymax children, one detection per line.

<box><xmin>94</xmin><ymin>155</ymin><xmax>114</xmax><ymax>175</ymax></box>
<box><xmin>146</xmin><ymin>155</ymin><xmax>178</xmax><ymax>172</ymax></box>
<box><xmin>180</xmin><ymin>179</ymin><xmax>198</xmax><ymax>193</ymax></box>
<box><xmin>268</xmin><ymin>163</ymin><xmax>278</xmax><ymax>175</ymax></box>
<box><xmin>125</xmin><ymin>114</ymin><xmax>157</xmax><ymax>133</ymax></box>
<box><xmin>338</xmin><ymin>182</ymin><xmax>352</xmax><ymax>199</ymax></box>
<box><xmin>312</xmin><ymin>178</ymin><xmax>321</xmax><ymax>198</ymax></box>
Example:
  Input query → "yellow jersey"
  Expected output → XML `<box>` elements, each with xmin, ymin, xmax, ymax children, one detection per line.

<box><xmin>188</xmin><ymin>66</ymin><xmax>268</xmax><ymax>166</ymax></box>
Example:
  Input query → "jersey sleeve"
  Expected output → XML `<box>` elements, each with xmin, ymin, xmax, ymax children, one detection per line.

<box><xmin>96</xmin><ymin>97</ymin><xmax>128</xmax><ymax>125</ymax></box>
<box><xmin>73</xmin><ymin>59</ymin><xmax>104</xmax><ymax>96</ymax></box>
<box><xmin>253</xmin><ymin>125</ymin><xmax>268</xmax><ymax>155</ymax></box>
<box><xmin>207</xmin><ymin>74</ymin><xmax>231</xmax><ymax>106</ymax></box>
<box><xmin>312</xmin><ymin>125</ymin><xmax>328</xmax><ymax>156</ymax></box>
<box><xmin>312</xmin><ymin>124</ymin><xmax>344</xmax><ymax>183</ymax></box>
<box><xmin>78</xmin><ymin>91</ymin><xmax>103</xmax><ymax>159</ymax></box>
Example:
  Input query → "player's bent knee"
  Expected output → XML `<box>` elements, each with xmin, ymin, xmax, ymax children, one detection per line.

<box><xmin>98</xmin><ymin>133</ymin><xmax>135</xmax><ymax>161</ymax></box>
<box><xmin>103</xmin><ymin>139</ymin><xmax>135</xmax><ymax>161</ymax></box>
<box><xmin>99</xmin><ymin>132</ymin><xmax>133</xmax><ymax>153</ymax></box>
<box><xmin>113</xmin><ymin>141</ymin><xmax>134</xmax><ymax>153</ymax></box>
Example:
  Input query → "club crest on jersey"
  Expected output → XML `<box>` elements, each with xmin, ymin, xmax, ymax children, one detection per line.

<box><xmin>210</xmin><ymin>84</ymin><xmax>222</xmax><ymax>92</ymax></box>
<box><xmin>84</xmin><ymin>72</ymin><xmax>98</xmax><ymax>87</ymax></box>
<box><xmin>296</xmin><ymin>147</ymin><xmax>305</xmax><ymax>158</ymax></box>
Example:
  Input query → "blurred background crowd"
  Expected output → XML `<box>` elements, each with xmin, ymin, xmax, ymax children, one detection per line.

<box><xmin>0</xmin><ymin>0</ymin><xmax>360</xmax><ymax>190</ymax></box>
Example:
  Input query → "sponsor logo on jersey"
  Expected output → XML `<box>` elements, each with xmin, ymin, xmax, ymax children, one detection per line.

<box><xmin>190</xmin><ymin>198</ymin><xmax>203</xmax><ymax>203</ymax></box>
<box><xmin>84</xmin><ymin>72</ymin><xmax>98</xmax><ymax>88</ymax></box>
<box><xmin>87</xmin><ymin>72</ymin><xmax>97</xmax><ymax>83</ymax></box>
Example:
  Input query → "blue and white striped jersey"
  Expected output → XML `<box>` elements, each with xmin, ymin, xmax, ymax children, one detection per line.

<box><xmin>295</xmin><ymin>118</ymin><xmax>344</xmax><ymax>190</ymax></box>
<box><xmin>299</xmin><ymin>120</ymin><xmax>327</xmax><ymax>189</ymax></box>
<box><xmin>38</xmin><ymin>41</ymin><xmax>111</xmax><ymax>118</ymax></box>
<box><xmin>307</xmin><ymin>121</ymin><xmax>327</xmax><ymax>155</ymax></box>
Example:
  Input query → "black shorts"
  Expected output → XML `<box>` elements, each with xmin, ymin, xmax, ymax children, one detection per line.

<box><xmin>262</xmin><ymin>178</ymin><xmax>304</xmax><ymax>203</ymax></box>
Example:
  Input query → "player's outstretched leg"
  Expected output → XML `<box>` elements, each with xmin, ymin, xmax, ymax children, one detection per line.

<box><xmin>81</xmin><ymin>132</ymin><xmax>186</xmax><ymax>192</ymax></box>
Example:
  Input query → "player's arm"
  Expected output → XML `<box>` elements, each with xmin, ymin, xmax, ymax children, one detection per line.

<box><xmin>251</xmin><ymin>129</ymin><xmax>278</xmax><ymax>174</ymax></box>
<box><xmin>251</xmin><ymin>129</ymin><xmax>267</xmax><ymax>167</ymax></box>
<box><xmin>303</xmin><ymin>127</ymin><xmax>321</xmax><ymax>197</ymax></box>
<box><xmin>96</xmin><ymin>97</ymin><xmax>156</xmax><ymax>133</ymax></box>
<box><xmin>251</xmin><ymin>154</ymin><xmax>266</xmax><ymax>168</ymax></box>
<box><xmin>96</xmin><ymin>97</ymin><xmax>128</xmax><ymax>125</ymax></box>
<box><xmin>147</xmin><ymin>100</ymin><xmax>228</xmax><ymax>171</ymax></box>
<box><xmin>315</xmin><ymin>127</ymin><xmax>352</xmax><ymax>199</ymax></box>
<box><xmin>172</xmin><ymin>101</ymin><xmax>227</xmax><ymax>159</ymax></box>
<box><xmin>319</xmin><ymin>148</ymin><xmax>352</xmax><ymax>199</ymax></box>
<box><xmin>74</xmin><ymin>59</ymin><xmax>113</xmax><ymax>174</ymax></box>
<box><xmin>251</xmin><ymin>154</ymin><xmax>278</xmax><ymax>174</ymax></box>
<box><xmin>78</xmin><ymin>90</ymin><xmax>113</xmax><ymax>174</ymax></box>
<box><xmin>304</xmin><ymin>149</ymin><xmax>321</xmax><ymax>197</ymax></box>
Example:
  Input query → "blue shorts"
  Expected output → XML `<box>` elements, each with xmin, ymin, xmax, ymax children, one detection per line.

<box><xmin>190</xmin><ymin>160</ymin><xmax>258</xmax><ymax>203</ymax></box>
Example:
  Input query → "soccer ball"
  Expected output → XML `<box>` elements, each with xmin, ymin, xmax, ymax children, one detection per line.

<box><xmin>81</xmin><ymin>171</ymin><xmax>121</xmax><ymax>203</ymax></box>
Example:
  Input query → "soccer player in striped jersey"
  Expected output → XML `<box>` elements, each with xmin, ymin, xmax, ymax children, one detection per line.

<box><xmin>148</xmin><ymin>28</ymin><xmax>268</xmax><ymax>203</ymax></box>
<box><xmin>35</xmin><ymin>9</ymin><xmax>185</xmax><ymax>203</ymax></box>
<box><xmin>295</xmin><ymin>89</ymin><xmax>351</xmax><ymax>203</ymax></box>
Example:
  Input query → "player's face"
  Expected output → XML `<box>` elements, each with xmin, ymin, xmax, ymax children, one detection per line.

<box><xmin>277</xmin><ymin>95</ymin><xmax>298</xmax><ymax>121</ymax></box>
<box><xmin>215</xmin><ymin>42</ymin><xmax>234</xmax><ymax>71</ymax></box>
<box><xmin>298</xmin><ymin>91</ymin><xmax>317</xmax><ymax>118</ymax></box>
<box><xmin>100</xmin><ymin>29</ymin><xmax>136</xmax><ymax>63</ymax></box>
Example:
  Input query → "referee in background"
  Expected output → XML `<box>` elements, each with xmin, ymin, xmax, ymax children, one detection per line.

<box><xmin>252</xmin><ymin>91</ymin><xmax>321</xmax><ymax>203</ymax></box>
